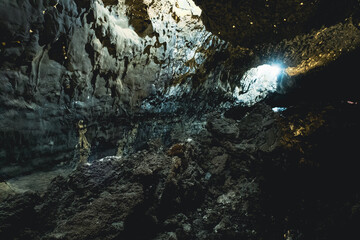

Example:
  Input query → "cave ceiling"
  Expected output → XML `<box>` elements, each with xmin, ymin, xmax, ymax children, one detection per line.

<box><xmin>194</xmin><ymin>0</ymin><xmax>360</xmax><ymax>47</ymax></box>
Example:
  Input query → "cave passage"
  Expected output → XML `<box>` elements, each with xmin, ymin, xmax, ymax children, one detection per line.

<box><xmin>1</xmin><ymin>0</ymin><xmax>360</xmax><ymax>240</ymax></box>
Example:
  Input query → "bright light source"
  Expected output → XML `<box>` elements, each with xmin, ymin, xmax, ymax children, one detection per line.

<box><xmin>233</xmin><ymin>64</ymin><xmax>284</xmax><ymax>106</ymax></box>
<box><xmin>258</xmin><ymin>64</ymin><xmax>282</xmax><ymax>79</ymax></box>
<box><xmin>272</xmin><ymin>107</ymin><xmax>287</xmax><ymax>113</ymax></box>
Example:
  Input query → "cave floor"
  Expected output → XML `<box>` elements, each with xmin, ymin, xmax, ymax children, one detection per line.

<box><xmin>1</xmin><ymin>102</ymin><xmax>360</xmax><ymax>240</ymax></box>
<box><xmin>0</xmin><ymin>167</ymin><xmax>73</xmax><ymax>201</ymax></box>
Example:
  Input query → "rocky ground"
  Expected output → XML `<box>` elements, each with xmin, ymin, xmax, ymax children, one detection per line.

<box><xmin>1</xmin><ymin>102</ymin><xmax>360</xmax><ymax>240</ymax></box>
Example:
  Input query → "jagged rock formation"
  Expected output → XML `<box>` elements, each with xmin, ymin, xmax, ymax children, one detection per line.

<box><xmin>0</xmin><ymin>0</ymin><xmax>225</xmax><ymax>177</ymax></box>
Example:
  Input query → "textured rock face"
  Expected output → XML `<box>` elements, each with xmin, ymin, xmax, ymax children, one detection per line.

<box><xmin>0</xmin><ymin>0</ymin><xmax>235</xmax><ymax>176</ymax></box>
<box><xmin>1</xmin><ymin>0</ymin><xmax>360</xmax><ymax>177</ymax></box>
<box><xmin>0</xmin><ymin>0</ymin><xmax>226</xmax><ymax>177</ymax></box>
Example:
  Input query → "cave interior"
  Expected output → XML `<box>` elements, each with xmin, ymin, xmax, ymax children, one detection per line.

<box><xmin>1</xmin><ymin>0</ymin><xmax>360</xmax><ymax>239</ymax></box>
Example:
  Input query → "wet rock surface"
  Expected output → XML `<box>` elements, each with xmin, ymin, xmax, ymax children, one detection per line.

<box><xmin>1</xmin><ymin>102</ymin><xmax>360</xmax><ymax>239</ymax></box>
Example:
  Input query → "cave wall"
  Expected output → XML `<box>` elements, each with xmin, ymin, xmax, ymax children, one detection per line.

<box><xmin>0</xmin><ymin>0</ymin><xmax>231</xmax><ymax>177</ymax></box>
